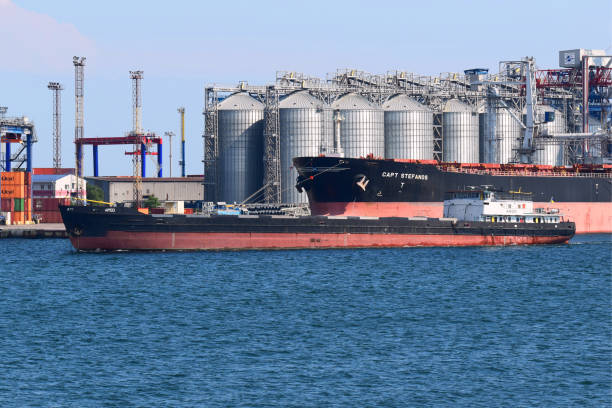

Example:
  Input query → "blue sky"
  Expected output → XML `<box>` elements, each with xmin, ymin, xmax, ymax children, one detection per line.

<box><xmin>1</xmin><ymin>0</ymin><xmax>610</xmax><ymax>176</ymax></box>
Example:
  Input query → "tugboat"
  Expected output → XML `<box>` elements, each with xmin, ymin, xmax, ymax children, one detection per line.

<box><xmin>60</xmin><ymin>188</ymin><xmax>574</xmax><ymax>251</ymax></box>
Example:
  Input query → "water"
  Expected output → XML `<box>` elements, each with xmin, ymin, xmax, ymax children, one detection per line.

<box><xmin>1</xmin><ymin>235</ymin><xmax>610</xmax><ymax>407</ymax></box>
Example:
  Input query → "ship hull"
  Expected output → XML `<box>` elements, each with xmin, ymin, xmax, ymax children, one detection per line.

<box><xmin>60</xmin><ymin>206</ymin><xmax>574</xmax><ymax>251</ymax></box>
<box><xmin>293</xmin><ymin>157</ymin><xmax>612</xmax><ymax>234</ymax></box>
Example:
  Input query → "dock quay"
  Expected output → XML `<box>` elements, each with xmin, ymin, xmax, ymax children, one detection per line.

<box><xmin>0</xmin><ymin>223</ymin><xmax>67</xmax><ymax>239</ymax></box>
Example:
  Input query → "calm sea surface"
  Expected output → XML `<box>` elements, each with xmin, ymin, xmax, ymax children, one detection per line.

<box><xmin>1</xmin><ymin>235</ymin><xmax>610</xmax><ymax>407</ymax></box>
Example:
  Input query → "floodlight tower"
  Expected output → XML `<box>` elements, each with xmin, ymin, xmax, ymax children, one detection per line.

<box><xmin>130</xmin><ymin>70</ymin><xmax>144</xmax><ymax>206</ymax></box>
<box><xmin>48</xmin><ymin>82</ymin><xmax>63</xmax><ymax>168</ymax></box>
<box><xmin>73</xmin><ymin>56</ymin><xmax>86</xmax><ymax>200</ymax></box>
<box><xmin>178</xmin><ymin>107</ymin><xmax>185</xmax><ymax>177</ymax></box>
<box><xmin>164</xmin><ymin>131</ymin><xmax>174</xmax><ymax>177</ymax></box>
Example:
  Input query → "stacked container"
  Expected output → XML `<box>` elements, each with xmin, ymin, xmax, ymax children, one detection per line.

<box><xmin>0</xmin><ymin>171</ymin><xmax>29</xmax><ymax>224</ymax></box>
<box><xmin>33</xmin><ymin>197</ymin><xmax>71</xmax><ymax>223</ymax></box>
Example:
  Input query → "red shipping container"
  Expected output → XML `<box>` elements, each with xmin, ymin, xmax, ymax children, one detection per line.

<box><xmin>39</xmin><ymin>210</ymin><xmax>63</xmax><ymax>223</ymax></box>
<box><xmin>1</xmin><ymin>198</ymin><xmax>13</xmax><ymax>212</ymax></box>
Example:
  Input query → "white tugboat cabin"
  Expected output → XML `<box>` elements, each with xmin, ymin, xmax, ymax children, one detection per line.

<box><xmin>443</xmin><ymin>189</ymin><xmax>564</xmax><ymax>224</ymax></box>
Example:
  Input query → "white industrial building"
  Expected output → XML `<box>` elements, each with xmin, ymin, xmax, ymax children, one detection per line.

<box><xmin>32</xmin><ymin>174</ymin><xmax>86</xmax><ymax>198</ymax></box>
<box><xmin>85</xmin><ymin>176</ymin><xmax>203</xmax><ymax>203</ymax></box>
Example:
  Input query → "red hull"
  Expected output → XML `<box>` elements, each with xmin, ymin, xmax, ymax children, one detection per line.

<box><xmin>309</xmin><ymin>201</ymin><xmax>612</xmax><ymax>234</ymax></box>
<box><xmin>70</xmin><ymin>231</ymin><xmax>571</xmax><ymax>251</ymax></box>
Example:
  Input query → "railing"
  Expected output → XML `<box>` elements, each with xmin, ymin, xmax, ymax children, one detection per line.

<box><xmin>439</xmin><ymin>166</ymin><xmax>612</xmax><ymax>178</ymax></box>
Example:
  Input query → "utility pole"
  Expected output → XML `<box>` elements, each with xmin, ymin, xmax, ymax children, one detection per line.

<box><xmin>178</xmin><ymin>107</ymin><xmax>185</xmax><ymax>177</ymax></box>
<box><xmin>48</xmin><ymin>82</ymin><xmax>63</xmax><ymax>169</ymax></box>
<box><xmin>164</xmin><ymin>131</ymin><xmax>174</xmax><ymax>177</ymax></box>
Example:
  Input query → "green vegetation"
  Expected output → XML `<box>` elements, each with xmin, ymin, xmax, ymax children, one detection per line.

<box><xmin>144</xmin><ymin>195</ymin><xmax>161</xmax><ymax>209</ymax></box>
<box><xmin>86</xmin><ymin>183</ymin><xmax>105</xmax><ymax>205</ymax></box>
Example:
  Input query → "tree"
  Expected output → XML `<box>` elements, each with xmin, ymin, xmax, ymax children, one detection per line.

<box><xmin>143</xmin><ymin>195</ymin><xmax>161</xmax><ymax>209</ymax></box>
<box><xmin>86</xmin><ymin>183</ymin><xmax>105</xmax><ymax>205</ymax></box>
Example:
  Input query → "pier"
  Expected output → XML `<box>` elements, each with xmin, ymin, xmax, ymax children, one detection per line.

<box><xmin>0</xmin><ymin>223</ymin><xmax>67</xmax><ymax>239</ymax></box>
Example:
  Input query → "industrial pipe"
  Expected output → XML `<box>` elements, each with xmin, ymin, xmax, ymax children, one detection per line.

<box><xmin>26</xmin><ymin>134</ymin><xmax>32</xmax><ymax>173</ymax></box>
<box><xmin>5</xmin><ymin>142</ymin><xmax>10</xmax><ymax>171</ymax></box>
<box><xmin>141</xmin><ymin>143</ymin><xmax>146</xmax><ymax>178</ymax></box>
<box><xmin>157</xmin><ymin>142</ymin><xmax>162</xmax><ymax>177</ymax></box>
<box><xmin>93</xmin><ymin>145</ymin><xmax>99</xmax><ymax>177</ymax></box>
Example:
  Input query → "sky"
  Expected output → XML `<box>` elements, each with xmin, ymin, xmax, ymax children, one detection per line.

<box><xmin>1</xmin><ymin>0</ymin><xmax>611</xmax><ymax>176</ymax></box>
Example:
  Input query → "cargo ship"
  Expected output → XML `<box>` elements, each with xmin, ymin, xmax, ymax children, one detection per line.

<box><xmin>59</xmin><ymin>189</ymin><xmax>574</xmax><ymax>251</ymax></box>
<box><xmin>293</xmin><ymin>156</ymin><xmax>612</xmax><ymax>234</ymax></box>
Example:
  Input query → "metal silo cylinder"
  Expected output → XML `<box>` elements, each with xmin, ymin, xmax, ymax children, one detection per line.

<box><xmin>532</xmin><ymin>106</ymin><xmax>565</xmax><ymax>166</ymax></box>
<box><xmin>279</xmin><ymin>91</ymin><xmax>328</xmax><ymax>203</ymax></box>
<box><xmin>331</xmin><ymin>93</ymin><xmax>384</xmax><ymax>158</ymax></box>
<box><xmin>217</xmin><ymin>92</ymin><xmax>264</xmax><ymax>203</ymax></box>
<box><xmin>442</xmin><ymin>99</ymin><xmax>479</xmax><ymax>163</ymax></box>
<box><xmin>481</xmin><ymin>107</ymin><xmax>522</xmax><ymax>163</ymax></box>
<box><xmin>533</xmin><ymin>138</ymin><xmax>565</xmax><ymax>166</ymax></box>
<box><xmin>383</xmin><ymin>94</ymin><xmax>433</xmax><ymax>160</ymax></box>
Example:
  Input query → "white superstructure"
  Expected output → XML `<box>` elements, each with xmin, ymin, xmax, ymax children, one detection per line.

<box><xmin>443</xmin><ymin>189</ymin><xmax>563</xmax><ymax>224</ymax></box>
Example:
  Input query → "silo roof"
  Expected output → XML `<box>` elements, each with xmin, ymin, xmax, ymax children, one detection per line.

<box><xmin>443</xmin><ymin>99</ymin><xmax>474</xmax><ymax>112</ymax></box>
<box><xmin>383</xmin><ymin>94</ymin><xmax>430</xmax><ymax>111</ymax></box>
<box><xmin>331</xmin><ymin>93</ymin><xmax>379</xmax><ymax>110</ymax></box>
<box><xmin>218</xmin><ymin>92</ymin><xmax>264</xmax><ymax>110</ymax></box>
<box><xmin>279</xmin><ymin>91</ymin><xmax>324</xmax><ymax>109</ymax></box>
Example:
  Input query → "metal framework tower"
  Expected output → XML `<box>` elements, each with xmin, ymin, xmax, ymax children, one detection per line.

<box><xmin>48</xmin><ymin>82</ymin><xmax>63</xmax><ymax>168</ymax></box>
<box><xmin>178</xmin><ymin>107</ymin><xmax>185</xmax><ymax>177</ymax></box>
<box><xmin>203</xmin><ymin>88</ymin><xmax>219</xmax><ymax>202</ymax></box>
<box><xmin>263</xmin><ymin>86</ymin><xmax>280</xmax><ymax>203</ymax></box>
<box><xmin>130</xmin><ymin>70</ymin><xmax>144</xmax><ymax>206</ymax></box>
<box><xmin>73</xmin><ymin>57</ymin><xmax>85</xmax><ymax>201</ymax></box>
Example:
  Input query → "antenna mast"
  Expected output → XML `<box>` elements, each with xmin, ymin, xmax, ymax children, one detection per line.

<box><xmin>178</xmin><ymin>107</ymin><xmax>185</xmax><ymax>177</ymax></box>
<box><xmin>48</xmin><ymin>82</ymin><xmax>63</xmax><ymax>169</ymax></box>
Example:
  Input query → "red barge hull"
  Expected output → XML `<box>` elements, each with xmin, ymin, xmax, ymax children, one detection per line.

<box><xmin>69</xmin><ymin>231</ymin><xmax>571</xmax><ymax>251</ymax></box>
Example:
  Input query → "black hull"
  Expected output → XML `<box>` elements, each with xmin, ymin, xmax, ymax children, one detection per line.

<box><xmin>293</xmin><ymin>156</ymin><xmax>612</xmax><ymax>204</ymax></box>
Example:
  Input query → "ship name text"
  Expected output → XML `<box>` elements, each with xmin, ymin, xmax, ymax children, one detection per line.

<box><xmin>381</xmin><ymin>172</ymin><xmax>428</xmax><ymax>181</ymax></box>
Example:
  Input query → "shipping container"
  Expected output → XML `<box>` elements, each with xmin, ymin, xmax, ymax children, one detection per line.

<box><xmin>38</xmin><ymin>210</ymin><xmax>63</xmax><ymax>223</ymax></box>
<box><xmin>1</xmin><ymin>184</ymin><xmax>25</xmax><ymax>198</ymax></box>
<box><xmin>14</xmin><ymin>198</ymin><xmax>24</xmax><ymax>211</ymax></box>
<box><xmin>1</xmin><ymin>171</ymin><xmax>25</xmax><ymax>185</ymax></box>
<box><xmin>1</xmin><ymin>198</ymin><xmax>13</xmax><ymax>212</ymax></box>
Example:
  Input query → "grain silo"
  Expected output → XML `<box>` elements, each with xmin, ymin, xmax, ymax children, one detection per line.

<box><xmin>331</xmin><ymin>93</ymin><xmax>384</xmax><ymax>158</ymax></box>
<box><xmin>217</xmin><ymin>92</ymin><xmax>264</xmax><ymax>203</ymax></box>
<box><xmin>442</xmin><ymin>99</ymin><xmax>479</xmax><ymax>163</ymax></box>
<box><xmin>383</xmin><ymin>94</ymin><xmax>433</xmax><ymax>160</ymax></box>
<box><xmin>480</xmin><ymin>107</ymin><xmax>522</xmax><ymax>163</ymax></box>
<box><xmin>279</xmin><ymin>91</ymin><xmax>329</xmax><ymax>203</ymax></box>
<box><xmin>532</xmin><ymin>106</ymin><xmax>565</xmax><ymax>166</ymax></box>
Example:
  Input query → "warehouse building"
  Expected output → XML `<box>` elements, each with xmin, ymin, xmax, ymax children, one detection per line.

<box><xmin>85</xmin><ymin>176</ymin><xmax>204</xmax><ymax>203</ymax></box>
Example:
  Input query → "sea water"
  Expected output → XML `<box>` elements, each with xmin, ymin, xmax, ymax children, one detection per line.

<box><xmin>1</xmin><ymin>235</ymin><xmax>610</xmax><ymax>407</ymax></box>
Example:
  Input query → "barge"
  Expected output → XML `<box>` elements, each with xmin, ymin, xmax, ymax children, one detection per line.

<box><xmin>60</xmin><ymin>189</ymin><xmax>574</xmax><ymax>251</ymax></box>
